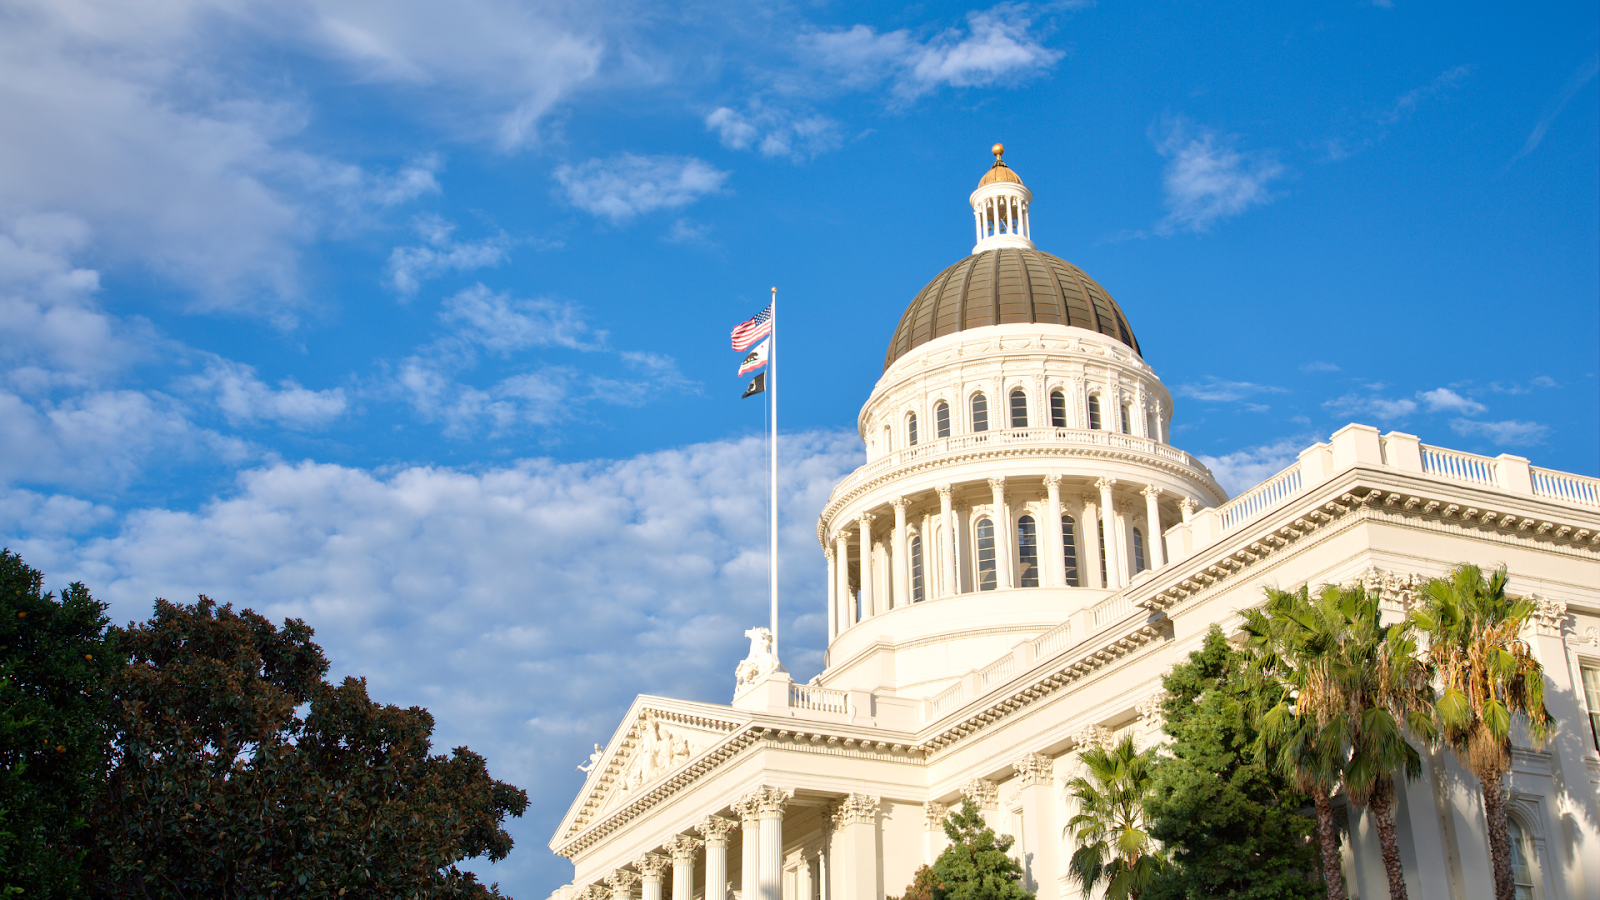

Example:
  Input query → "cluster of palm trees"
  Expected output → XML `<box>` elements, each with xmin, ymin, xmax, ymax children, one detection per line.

<box><xmin>1066</xmin><ymin>564</ymin><xmax>1552</xmax><ymax>900</ymax></box>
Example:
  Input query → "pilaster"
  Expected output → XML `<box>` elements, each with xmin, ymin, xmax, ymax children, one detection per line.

<box><xmin>832</xmin><ymin>794</ymin><xmax>882</xmax><ymax>900</ymax></box>
<box><xmin>1014</xmin><ymin>753</ymin><xmax>1058</xmax><ymax>898</ymax></box>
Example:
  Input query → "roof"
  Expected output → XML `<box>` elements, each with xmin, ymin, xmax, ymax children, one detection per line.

<box><xmin>977</xmin><ymin>160</ymin><xmax>1024</xmax><ymax>187</ymax></box>
<box><xmin>883</xmin><ymin>248</ymin><xmax>1142</xmax><ymax>371</ymax></box>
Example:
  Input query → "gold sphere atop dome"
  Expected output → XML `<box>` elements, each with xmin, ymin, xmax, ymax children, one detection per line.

<box><xmin>977</xmin><ymin>143</ymin><xmax>1024</xmax><ymax>187</ymax></box>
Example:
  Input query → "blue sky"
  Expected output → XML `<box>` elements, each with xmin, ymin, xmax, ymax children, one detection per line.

<box><xmin>1</xmin><ymin>0</ymin><xmax>1595</xmax><ymax>893</ymax></box>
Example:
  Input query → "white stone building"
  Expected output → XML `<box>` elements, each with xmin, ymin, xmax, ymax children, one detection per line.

<box><xmin>543</xmin><ymin>149</ymin><xmax>1600</xmax><ymax>900</ymax></box>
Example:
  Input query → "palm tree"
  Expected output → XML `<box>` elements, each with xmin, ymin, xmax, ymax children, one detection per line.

<box><xmin>1064</xmin><ymin>734</ymin><xmax>1164</xmax><ymax>900</ymax></box>
<box><xmin>1411</xmin><ymin>564</ymin><xmax>1550</xmax><ymax>900</ymax></box>
<box><xmin>1241</xmin><ymin>587</ymin><xmax>1350</xmax><ymax>900</ymax></box>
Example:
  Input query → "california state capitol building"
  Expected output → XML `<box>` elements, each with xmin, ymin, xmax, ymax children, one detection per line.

<box><xmin>541</xmin><ymin>147</ymin><xmax>1600</xmax><ymax>900</ymax></box>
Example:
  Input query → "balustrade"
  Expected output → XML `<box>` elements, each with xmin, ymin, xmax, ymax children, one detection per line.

<box><xmin>1216</xmin><ymin>463</ymin><xmax>1303</xmax><ymax>533</ymax></box>
<box><xmin>1531</xmin><ymin>467</ymin><xmax>1600</xmax><ymax>506</ymax></box>
<box><xmin>1420</xmin><ymin>444</ymin><xmax>1498</xmax><ymax>486</ymax></box>
<box><xmin>978</xmin><ymin>654</ymin><xmax>1015</xmax><ymax>691</ymax></box>
<box><xmin>788</xmin><ymin>683</ymin><xmax>849</xmax><ymax>714</ymax></box>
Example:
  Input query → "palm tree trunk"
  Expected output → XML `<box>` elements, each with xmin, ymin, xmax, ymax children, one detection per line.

<box><xmin>1368</xmin><ymin>777</ymin><xmax>1408</xmax><ymax>900</ymax></box>
<box><xmin>1312</xmin><ymin>784</ymin><xmax>1348</xmax><ymax>900</ymax></box>
<box><xmin>1480</xmin><ymin>766</ymin><xmax>1515</xmax><ymax>900</ymax></box>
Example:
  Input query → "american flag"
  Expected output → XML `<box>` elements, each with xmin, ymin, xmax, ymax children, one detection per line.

<box><xmin>730</xmin><ymin>304</ymin><xmax>773</xmax><ymax>351</ymax></box>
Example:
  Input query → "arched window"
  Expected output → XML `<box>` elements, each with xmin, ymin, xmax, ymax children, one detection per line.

<box><xmin>910</xmin><ymin>535</ymin><xmax>925</xmax><ymax>603</ymax></box>
<box><xmin>1121</xmin><ymin>403</ymin><xmax>1133</xmax><ymax>434</ymax></box>
<box><xmin>1009</xmin><ymin>389</ymin><xmax>1028</xmax><ymax>428</ymax></box>
<box><xmin>935</xmin><ymin>401</ymin><xmax>951</xmax><ymax>438</ymax></box>
<box><xmin>1509</xmin><ymin>818</ymin><xmax>1536</xmax><ymax>900</ymax></box>
<box><xmin>907</xmin><ymin>413</ymin><xmax>919</xmax><ymax>447</ymax></box>
<box><xmin>1147</xmin><ymin>408</ymin><xmax>1158</xmax><ymax>440</ymax></box>
<box><xmin>1016</xmin><ymin>515</ymin><xmax>1039</xmax><ymax>587</ymax></box>
<box><xmin>1062</xmin><ymin>514</ymin><xmax>1080</xmax><ymax>587</ymax></box>
<box><xmin>1132</xmin><ymin>528</ymin><xmax>1147</xmax><ymax>574</ymax></box>
<box><xmin>1050</xmin><ymin>390</ymin><xmax>1067</xmax><ymax>428</ymax></box>
<box><xmin>1088</xmin><ymin>394</ymin><xmax>1102</xmax><ymax>430</ymax></box>
<box><xmin>975</xmin><ymin>517</ymin><xmax>997</xmax><ymax>591</ymax></box>
<box><xmin>971</xmin><ymin>394</ymin><xmax>989</xmax><ymax>432</ymax></box>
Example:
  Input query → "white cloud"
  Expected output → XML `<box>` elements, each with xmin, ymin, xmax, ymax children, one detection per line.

<box><xmin>1299</xmin><ymin>361</ymin><xmax>1340</xmax><ymax>373</ymax></box>
<box><xmin>1416</xmin><ymin>387</ymin><xmax>1486</xmax><ymax>415</ymax></box>
<box><xmin>4</xmin><ymin>431</ymin><xmax>862</xmax><ymax>890</ymax></box>
<box><xmin>552</xmin><ymin>155</ymin><xmax>730</xmax><ymax>223</ymax></box>
<box><xmin>1323</xmin><ymin>393</ymin><xmax>1417</xmax><ymax>421</ymax></box>
<box><xmin>1508</xmin><ymin>53</ymin><xmax>1598</xmax><ymax>169</ymax></box>
<box><xmin>803</xmin><ymin>5</ymin><xmax>1065</xmax><ymax>103</ymax></box>
<box><xmin>387</xmin><ymin>216</ymin><xmax>513</xmax><ymax>296</ymax></box>
<box><xmin>663</xmin><ymin>218</ymin><xmax>714</xmax><ymax>245</ymax></box>
<box><xmin>182</xmin><ymin>359</ymin><xmax>349</xmax><ymax>430</ymax></box>
<box><xmin>1449</xmin><ymin>418</ymin><xmax>1549</xmax><ymax>447</ymax></box>
<box><xmin>1198</xmin><ymin>437</ymin><xmax>1308</xmax><ymax>496</ymax></box>
<box><xmin>1152</xmin><ymin>117</ymin><xmax>1285</xmax><ymax>235</ymax></box>
<box><xmin>440</xmin><ymin>285</ymin><xmax>601</xmax><ymax>354</ymax></box>
<box><xmin>1380</xmin><ymin>65</ymin><xmax>1471</xmax><ymax>124</ymax></box>
<box><xmin>705</xmin><ymin>104</ymin><xmax>843</xmax><ymax>162</ymax></box>
<box><xmin>1175</xmin><ymin>378</ymin><xmax>1288</xmax><ymax>403</ymax></box>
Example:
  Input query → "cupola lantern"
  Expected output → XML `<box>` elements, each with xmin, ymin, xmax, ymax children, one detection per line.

<box><xmin>970</xmin><ymin>143</ymin><xmax>1034</xmax><ymax>253</ymax></box>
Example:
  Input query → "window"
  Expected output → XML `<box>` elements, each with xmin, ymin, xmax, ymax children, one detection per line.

<box><xmin>1050</xmin><ymin>390</ymin><xmax>1067</xmax><ymax>427</ymax></box>
<box><xmin>1583</xmin><ymin>664</ymin><xmax>1600</xmax><ymax>751</ymax></box>
<box><xmin>971</xmin><ymin>394</ymin><xmax>989</xmax><ymax>432</ymax></box>
<box><xmin>1016</xmin><ymin>515</ymin><xmax>1039</xmax><ymax>587</ymax></box>
<box><xmin>1010</xmin><ymin>389</ymin><xmax>1028</xmax><ymax>428</ymax></box>
<box><xmin>1509</xmin><ymin>818</ymin><xmax>1536</xmax><ymax>900</ymax></box>
<box><xmin>1088</xmin><ymin>395</ymin><xmax>1102</xmax><ymax>430</ymax></box>
<box><xmin>976</xmin><ymin>518</ymin><xmax>997</xmax><ymax>591</ymax></box>
<box><xmin>1121</xmin><ymin>403</ymin><xmax>1133</xmax><ymax>434</ymax></box>
<box><xmin>883</xmin><ymin>425</ymin><xmax>892</xmax><ymax>453</ymax></box>
<box><xmin>1147</xmin><ymin>409</ymin><xmax>1158</xmax><ymax>440</ymax></box>
<box><xmin>910</xmin><ymin>535</ymin><xmax>925</xmax><ymax>602</ymax></box>
<box><xmin>1132</xmin><ymin>528</ymin><xmax>1147</xmax><ymax>574</ymax></box>
<box><xmin>1062</xmin><ymin>514</ymin><xmax>1080</xmax><ymax>587</ymax></box>
<box><xmin>935</xmin><ymin>401</ymin><xmax>951</xmax><ymax>438</ymax></box>
<box><xmin>908</xmin><ymin>413</ymin><xmax>919</xmax><ymax>447</ymax></box>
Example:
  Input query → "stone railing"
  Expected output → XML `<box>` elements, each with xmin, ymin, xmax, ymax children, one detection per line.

<box><xmin>1091</xmin><ymin>593</ymin><xmax>1134</xmax><ymax>629</ymax></box>
<box><xmin>1217</xmin><ymin>463</ymin><xmax>1304</xmax><ymax>533</ymax></box>
<box><xmin>978</xmin><ymin>654</ymin><xmax>1016</xmax><ymax>691</ymax></box>
<box><xmin>929</xmin><ymin>682</ymin><xmax>966</xmax><ymax>717</ymax></box>
<box><xmin>1420</xmin><ymin>444</ymin><xmax>1498</xmax><ymax>487</ymax></box>
<box><xmin>1531</xmin><ymin>467</ymin><xmax>1600</xmax><ymax>507</ymax></box>
<box><xmin>1029</xmin><ymin>621</ymin><xmax>1074</xmax><ymax>661</ymax></box>
<box><xmin>788</xmin><ymin>683</ymin><xmax>849</xmax><ymax>715</ymax></box>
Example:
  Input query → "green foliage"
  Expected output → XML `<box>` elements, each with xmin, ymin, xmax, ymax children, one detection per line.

<box><xmin>909</xmin><ymin>799</ymin><xmax>1033</xmax><ymax>900</ymax></box>
<box><xmin>1065</xmin><ymin>735</ymin><xmax>1165</xmax><ymax>900</ymax></box>
<box><xmin>0</xmin><ymin>549</ymin><xmax>120</xmax><ymax>899</ymax></box>
<box><xmin>84</xmin><ymin>597</ymin><xmax>529</xmax><ymax>899</ymax></box>
<box><xmin>1142</xmin><ymin>626</ymin><xmax>1320</xmax><ymax>900</ymax></box>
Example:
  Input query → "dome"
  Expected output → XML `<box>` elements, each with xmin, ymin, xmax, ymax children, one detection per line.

<box><xmin>977</xmin><ymin>160</ymin><xmax>1024</xmax><ymax>187</ymax></box>
<box><xmin>883</xmin><ymin>248</ymin><xmax>1141</xmax><ymax>371</ymax></box>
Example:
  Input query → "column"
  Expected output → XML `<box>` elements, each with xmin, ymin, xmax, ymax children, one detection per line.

<box><xmin>605</xmin><ymin>870</ymin><xmax>639</xmax><ymax>900</ymax></box>
<box><xmin>738</xmin><ymin>797</ymin><xmax>761</xmax><ymax>900</ymax></box>
<box><xmin>1081</xmin><ymin>498</ymin><xmax>1104</xmax><ymax>589</ymax></box>
<box><xmin>796</xmin><ymin>850</ymin><xmax>813</xmax><ymax>900</ymax></box>
<box><xmin>754</xmin><ymin>788</ymin><xmax>792</xmax><ymax>900</ymax></box>
<box><xmin>1141</xmin><ymin>486</ymin><xmax>1166</xmax><ymax>569</ymax></box>
<box><xmin>923</xmin><ymin>801</ymin><xmax>950</xmax><ymax>865</ymax></box>
<box><xmin>989</xmin><ymin>477</ymin><xmax>1013</xmax><ymax>589</ymax></box>
<box><xmin>833</xmin><ymin>794</ymin><xmax>881</xmax><ymax>899</ymax></box>
<box><xmin>824</xmin><ymin>547</ymin><xmax>837</xmax><ymax>639</ymax></box>
<box><xmin>1112</xmin><ymin>502</ymin><xmax>1130</xmax><ymax>586</ymax></box>
<box><xmin>892</xmin><ymin>498</ymin><xmax>910</xmax><ymax>609</ymax></box>
<box><xmin>636</xmin><ymin>854</ymin><xmax>669</xmax><ymax>900</ymax></box>
<box><xmin>833</xmin><ymin>531</ymin><xmax>852</xmax><ymax>626</ymax></box>
<box><xmin>1156</xmin><ymin>400</ymin><xmax>1167</xmax><ymax>443</ymax></box>
<box><xmin>1096</xmin><ymin>478</ymin><xmax>1119</xmax><ymax>588</ymax></box>
<box><xmin>1014</xmin><ymin>754</ymin><xmax>1059</xmax><ymax>898</ymax></box>
<box><xmin>857</xmin><ymin>514</ymin><xmax>875</xmax><ymax>619</ymax></box>
<box><xmin>669</xmin><ymin>836</ymin><xmax>702</xmax><ymax>900</ymax></box>
<box><xmin>873</xmin><ymin>540</ymin><xmax>889</xmax><ymax>616</ymax></box>
<box><xmin>1180</xmin><ymin>496</ymin><xmax>1196</xmax><ymax>524</ymax></box>
<box><xmin>1043</xmin><ymin>475</ymin><xmax>1065</xmax><ymax>587</ymax></box>
<box><xmin>937</xmin><ymin>485</ymin><xmax>956</xmax><ymax>597</ymax></box>
<box><xmin>696</xmin><ymin>817</ymin><xmax>737</xmax><ymax>900</ymax></box>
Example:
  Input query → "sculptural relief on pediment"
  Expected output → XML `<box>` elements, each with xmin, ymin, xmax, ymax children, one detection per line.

<box><xmin>595</xmin><ymin>710</ymin><xmax>720</xmax><ymax>814</ymax></box>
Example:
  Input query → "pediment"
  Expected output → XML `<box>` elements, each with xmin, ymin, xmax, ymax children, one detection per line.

<box><xmin>554</xmin><ymin>697</ymin><xmax>748</xmax><ymax>848</ymax></box>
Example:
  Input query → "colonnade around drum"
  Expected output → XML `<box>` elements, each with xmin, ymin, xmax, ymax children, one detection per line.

<box><xmin>823</xmin><ymin>474</ymin><xmax>1194</xmax><ymax>639</ymax></box>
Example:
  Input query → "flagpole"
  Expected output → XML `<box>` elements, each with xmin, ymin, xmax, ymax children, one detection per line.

<box><xmin>768</xmin><ymin>286</ymin><xmax>779</xmax><ymax>661</ymax></box>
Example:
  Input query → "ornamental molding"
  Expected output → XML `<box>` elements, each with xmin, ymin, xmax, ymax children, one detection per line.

<box><xmin>604</xmin><ymin>870</ymin><xmax>640</xmax><ymax>891</ymax></box>
<box><xmin>744</xmin><ymin>786</ymin><xmax>793</xmax><ymax>817</ymax></box>
<box><xmin>830</xmin><ymin>793</ymin><xmax>881</xmax><ymax>826</ymax></box>
<box><xmin>1529</xmin><ymin>596</ymin><xmax>1570</xmax><ymax>638</ymax></box>
<box><xmin>962</xmin><ymin>778</ymin><xmax>999</xmax><ymax>810</ymax></box>
<box><xmin>667</xmin><ymin>835</ymin><xmax>704</xmax><ymax>861</ymax></box>
<box><xmin>1013</xmin><ymin>752</ymin><xmax>1053</xmax><ymax>787</ymax></box>
<box><xmin>1344</xmin><ymin>566</ymin><xmax>1427</xmax><ymax>614</ymax></box>
<box><xmin>923</xmin><ymin>801</ymin><xmax>950</xmax><ymax>829</ymax></box>
<box><xmin>695</xmin><ymin>816</ymin><xmax>738</xmax><ymax>844</ymax></box>
<box><xmin>635</xmin><ymin>854</ymin><xmax>670</xmax><ymax>878</ymax></box>
<box><xmin>1072</xmin><ymin>725</ymin><xmax>1114</xmax><ymax>752</ymax></box>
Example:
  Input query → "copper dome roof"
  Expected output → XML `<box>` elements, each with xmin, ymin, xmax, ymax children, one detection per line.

<box><xmin>977</xmin><ymin>160</ymin><xmax>1024</xmax><ymax>187</ymax></box>
<box><xmin>883</xmin><ymin>248</ymin><xmax>1141</xmax><ymax>371</ymax></box>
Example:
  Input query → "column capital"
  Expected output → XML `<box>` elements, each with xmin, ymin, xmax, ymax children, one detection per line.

<box><xmin>1140</xmin><ymin>484</ymin><xmax>1161</xmax><ymax>500</ymax></box>
<box><xmin>668</xmin><ymin>835</ymin><xmax>704</xmax><ymax>862</ymax></box>
<box><xmin>892</xmin><ymin>496</ymin><xmax>910</xmax><ymax>511</ymax></box>
<box><xmin>834</xmin><ymin>528</ymin><xmax>852</xmax><ymax>542</ymax></box>
<box><xmin>936</xmin><ymin>483</ymin><xmax>954</xmax><ymax>500</ymax></box>
<box><xmin>581</xmin><ymin>885</ymin><xmax>610</xmax><ymax>900</ymax></box>
<box><xmin>1042</xmin><ymin>474</ymin><xmax>1062</xmax><ymax>489</ymax></box>
<box><xmin>1013</xmin><ymin>752</ymin><xmax>1053</xmax><ymax>787</ymax></box>
<box><xmin>605</xmin><ymin>870</ymin><xmax>641</xmax><ymax>891</ymax></box>
<box><xmin>923</xmin><ymin>800</ymin><xmax>950</xmax><ymax>830</ymax></box>
<box><xmin>823</xmin><ymin>546</ymin><xmax>835</xmax><ymax>562</ymax></box>
<box><xmin>858</xmin><ymin>511</ymin><xmax>876</xmax><ymax>527</ymax></box>
<box><xmin>744</xmin><ymin>786</ymin><xmax>793</xmax><ymax>817</ymax></box>
<box><xmin>636</xmin><ymin>853</ymin><xmax>671</xmax><ymax>878</ymax></box>
<box><xmin>830</xmin><ymin>793</ymin><xmax>881</xmax><ymax>827</ymax></box>
<box><xmin>961</xmin><ymin>778</ymin><xmax>999</xmax><ymax>811</ymax></box>
<box><xmin>987</xmin><ymin>476</ymin><xmax>1006</xmax><ymax>491</ymax></box>
<box><xmin>1136</xmin><ymin>691</ymin><xmax>1169</xmax><ymax>724</ymax></box>
<box><xmin>1179</xmin><ymin>496</ymin><xmax>1198</xmax><ymax>514</ymax></box>
<box><xmin>1072</xmin><ymin>724</ymin><xmax>1114</xmax><ymax>752</ymax></box>
<box><xmin>1095</xmin><ymin>476</ymin><xmax>1117</xmax><ymax>491</ymax></box>
<box><xmin>696</xmin><ymin>815</ymin><xmax>738</xmax><ymax>845</ymax></box>
<box><xmin>734</xmin><ymin>795</ymin><xmax>762</xmax><ymax>825</ymax></box>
